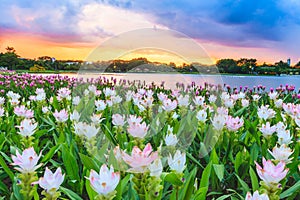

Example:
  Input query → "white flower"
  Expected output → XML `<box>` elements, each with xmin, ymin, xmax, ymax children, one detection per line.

<box><xmin>111</xmin><ymin>95</ymin><xmax>122</xmax><ymax>104</ymax></box>
<box><xmin>91</xmin><ymin>113</ymin><xmax>103</xmax><ymax>124</ymax></box>
<box><xmin>72</xmin><ymin>96</ymin><xmax>80</xmax><ymax>106</ymax></box>
<box><xmin>112</xmin><ymin>114</ymin><xmax>125</xmax><ymax>126</ymax></box>
<box><xmin>95</xmin><ymin>100</ymin><xmax>107</xmax><ymax>111</ymax></box>
<box><xmin>16</xmin><ymin>118</ymin><xmax>38</xmax><ymax>137</ymax></box>
<box><xmin>268</xmin><ymin>91</ymin><xmax>278</xmax><ymax>100</ymax></box>
<box><xmin>162</xmin><ymin>99</ymin><xmax>177</xmax><ymax>112</ymax></box>
<box><xmin>268</xmin><ymin>144</ymin><xmax>293</xmax><ymax>164</ymax></box>
<box><xmin>87</xmin><ymin>164</ymin><xmax>120</xmax><ymax>196</ymax></box>
<box><xmin>238</xmin><ymin>92</ymin><xmax>246</xmax><ymax>99</ymax></box>
<box><xmin>0</xmin><ymin>107</ymin><xmax>4</xmax><ymax>117</ymax></box>
<box><xmin>211</xmin><ymin>114</ymin><xmax>226</xmax><ymax>131</ymax></box>
<box><xmin>252</xmin><ymin>94</ymin><xmax>261</xmax><ymax>101</ymax></box>
<box><xmin>275</xmin><ymin>122</ymin><xmax>287</xmax><ymax>132</ymax></box>
<box><xmin>177</xmin><ymin>95</ymin><xmax>189</xmax><ymax>107</ymax></box>
<box><xmin>53</xmin><ymin>109</ymin><xmax>69</xmax><ymax>122</ymax></box>
<box><xmin>224</xmin><ymin>98</ymin><xmax>235</xmax><ymax>108</ymax></box>
<box><xmin>74</xmin><ymin>122</ymin><xmax>99</xmax><ymax>139</ymax></box>
<box><xmin>70</xmin><ymin>110</ymin><xmax>80</xmax><ymax>122</ymax></box>
<box><xmin>241</xmin><ymin>99</ymin><xmax>249</xmax><ymax>107</ymax></box>
<box><xmin>196</xmin><ymin>109</ymin><xmax>207</xmax><ymax>122</ymax></box>
<box><xmin>172</xmin><ymin>112</ymin><xmax>179</xmax><ymax>119</ymax></box>
<box><xmin>274</xmin><ymin>99</ymin><xmax>283</xmax><ymax>108</ymax></box>
<box><xmin>295</xmin><ymin>116</ymin><xmax>300</xmax><ymax>128</ymax></box>
<box><xmin>11</xmin><ymin>147</ymin><xmax>42</xmax><ymax>173</ymax></box>
<box><xmin>221</xmin><ymin>92</ymin><xmax>230</xmax><ymax>101</ymax></box>
<box><xmin>259</xmin><ymin>122</ymin><xmax>276</xmax><ymax>138</ymax></box>
<box><xmin>165</xmin><ymin>132</ymin><xmax>178</xmax><ymax>146</ymax></box>
<box><xmin>35</xmin><ymin>167</ymin><xmax>64</xmax><ymax>194</ymax></box>
<box><xmin>245</xmin><ymin>191</ymin><xmax>269</xmax><ymax>200</ymax></box>
<box><xmin>103</xmin><ymin>88</ymin><xmax>116</xmax><ymax>97</ymax></box>
<box><xmin>208</xmin><ymin>95</ymin><xmax>217</xmax><ymax>103</ymax></box>
<box><xmin>168</xmin><ymin>150</ymin><xmax>186</xmax><ymax>173</ymax></box>
<box><xmin>194</xmin><ymin>96</ymin><xmax>205</xmax><ymax>106</ymax></box>
<box><xmin>127</xmin><ymin>122</ymin><xmax>148</xmax><ymax>138</ymax></box>
<box><xmin>0</xmin><ymin>97</ymin><xmax>5</xmax><ymax>105</ymax></box>
<box><xmin>57</xmin><ymin>87</ymin><xmax>71</xmax><ymax>100</ymax></box>
<box><xmin>42</xmin><ymin>106</ymin><xmax>50</xmax><ymax>114</ymax></box>
<box><xmin>257</xmin><ymin>105</ymin><xmax>275</xmax><ymax>120</ymax></box>
<box><xmin>148</xmin><ymin>158</ymin><xmax>163</xmax><ymax>177</ymax></box>
<box><xmin>277</xmin><ymin>130</ymin><xmax>293</xmax><ymax>145</ymax></box>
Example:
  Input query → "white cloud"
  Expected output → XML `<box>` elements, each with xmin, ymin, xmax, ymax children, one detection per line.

<box><xmin>77</xmin><ymin>3</ymin><xmax>165</xmax><ymax>41</ymax></box>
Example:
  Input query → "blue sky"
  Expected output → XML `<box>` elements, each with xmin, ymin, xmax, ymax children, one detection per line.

<box><xmin>0</xmin><ymin>0</ymin><xmax>299</xmax><ymax>63</ymax></box>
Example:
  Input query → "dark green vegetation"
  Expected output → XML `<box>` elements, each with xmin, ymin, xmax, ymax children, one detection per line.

<box><xmin>1</xmin><ymin>47</ymin><xmax>300</xmax><ymax>75</ymax></box>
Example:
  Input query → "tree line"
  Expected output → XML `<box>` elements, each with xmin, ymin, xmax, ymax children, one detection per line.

<box><xmin>1</xmin><ymin>47</ymin><xmax>300</xmax><ymax>75</ymax></box>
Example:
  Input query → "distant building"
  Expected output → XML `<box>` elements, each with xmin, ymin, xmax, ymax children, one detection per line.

<box><xmin>287</xmin><ymin>58</ymin><xmax>291</xmax><ymax>66</ymax></box>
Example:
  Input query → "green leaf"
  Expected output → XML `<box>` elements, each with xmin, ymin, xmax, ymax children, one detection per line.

<box><xmin>61</xmin><ymin>144</ymin><xmax>80</xmax><ymax>182</ymax></box>
<box><xmin>85</xmin><ymin>179</ymin><xmax>97</xmax><ymax>200</ymax></box>
<box><xmin>163</xmin><ymin>172</ymin><xmax>183</xmax><ymax>186</ymax></box>
<box><xmin>235</xmin><ymin>174</ymin><xmax>250</xmax><ymax>192</ymax></box>
<box><xmin>0</xmin><ymin>153</ymin><xmax>14</xmax><ymax>181</ymax></box>
<box><xmin>216</xmin><ymin>194</ymin><xmax>233</xmax><ymax>200</ymax></box>
<box><xmin>115</xmin><ymin>174</ymin><xmax>131</xmax><ymax>200</ymax></box>
<box><xmin>249</xmin><ymin>167</ymin><xmax>259</xmax><ymax>191</ymax></box>
<box><xmin>192</xmin><ymin>186</ymin><xmax>208</xmax><ymax>200</ymax></box>
<box><xmin>200</xmin><ymin>161</ymin><xmax>212</xmax><ymax>188</ymax></box>
<box><xmin>41</xmin><ymin>144</ymin><xmax>61</xmax><ymax>163</ymax></box>
<box><xmin>234</xmin><ymin>152</ymin><xmax>243</xmax><ymax>174</ymax></box>
<box><xmin>180</xmin><ymin>167</ymin><xmax>197</xmax><ymax>200</ymax></box>
<box><xmin>213</xmin><ymin>164</ymin><xmax>224</xmax><ymax>182</ymax></box>
<box><xmin>280</xmin><ymin>180</ymin><xmax>300</xmax><ymax>198</ymax></box>
<box><xmin>79</xmin><ymin>153</ymin><xmax>100</xmax><ymax>171</ymax></box>
<box><xmin>60</xmin><ymin>187</ymin><xmax>83</xmax><ymax>200</ymax></box>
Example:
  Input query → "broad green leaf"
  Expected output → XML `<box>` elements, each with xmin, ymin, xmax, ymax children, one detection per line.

<box><xmin>213</xmin><ymin>164</ymin><xmax>224</xmax><ymax>182</ymax></box>
<box><xmin>280</xmin><ymin>180</ymin><xmax>300</xmax><ymax>198</ymax></box>
<box><xmin>61</xmin><ymin>145</ymin><xmax>80</xmax><ymax>182</ymax></box>
<box><xmin>0</xmin><ymin>153</ymin><xmax>14</xmax><ymax>181</ymax></box>
<box><xmin>60</xmin><ymin>187</ymin><xmax>83</xmax><ymax>200</ymax></box>
<box><xmin>79</xmin><ymin>153</ymin><xmax>99</xmax><ymax>171</ymax></box>
<box><xmin>180</xmin><ymin>167</ymin><xmax>197</xmax><ymax>200</ymax></box>
<box><xmin>249</xmin><ymin>167</ymin><xmax>259</xmax><ymax>191</ymax></box>
<box><xmin>200</xmin><ymin>161</ymin><xmax>212</xmax><ymax>188</ymax></box>
<box><xmin>41</xmin><ymin>144</ymin><xmax>61</xmax><ymax>163</ymax></box>
<box><xmin>235</xmin><ymin>174</ymin><xmax>250</xmax><ymax>192</ymax></box>
<box><xmin>163</xmin><ymin>172</ymin><xmax>183</xmax><ymax>186</ymax></box>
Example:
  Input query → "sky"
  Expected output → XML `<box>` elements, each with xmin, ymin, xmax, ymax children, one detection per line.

<box><xmin>0</xmin><ymin>0</ymin><xmax>300</xmax><ymax>65</ymax></box>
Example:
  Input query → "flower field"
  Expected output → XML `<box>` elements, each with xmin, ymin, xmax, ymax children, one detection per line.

<box><xmin>0</xmin><ymin>73</ymin><xmax>299</xmax><ymax>200</ymax></box>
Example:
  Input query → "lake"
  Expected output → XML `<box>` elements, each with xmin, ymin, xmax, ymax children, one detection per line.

<box><xmin>41</xmin><ymin>73</ymin><xmax>300</xmax><ymax>90</ymax></box>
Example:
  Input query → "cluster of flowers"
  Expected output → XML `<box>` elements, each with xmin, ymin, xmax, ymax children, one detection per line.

<box><xmin>0</xmin><ymin>74</ymin><xmax>299</xmax><ymax>199</ymax></box>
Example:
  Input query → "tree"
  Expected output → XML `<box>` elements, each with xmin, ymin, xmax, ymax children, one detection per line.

<box><xmin>0</xmin><ymin>47</ymin><xmax>20</xmax><ymax>70</ymax></box>
<box><xmin>216</xmin><ymin>59</ymin><xmax>239</xmax><ymax>73</ymax></box>
<box><xmin>237</xmin><ymin>58</ymin><xmax>257</xmax><ymax>74</ymax></box>
<box><xmin>274</xmin><ymin>60</ymin><xmax>289</xmax><ymax>75</ymax></box>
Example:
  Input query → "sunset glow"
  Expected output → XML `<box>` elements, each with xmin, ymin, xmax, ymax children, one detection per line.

<box><xmin>1</xmin><ymin>1</ymin><xmax>300</xmax><ymax>64</ymax></box>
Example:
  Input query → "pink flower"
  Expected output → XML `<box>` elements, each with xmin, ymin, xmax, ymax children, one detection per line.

<box><xmin>226</xmin><ymin>116</ymin><xmax>244</xmax><ymax>131</ymax></box>
<box><xmin>16</xmin><ymin>118</ymin><xmax>38</xmax><ymax>137</ymax></box>
<box><xmin>11</xmin><ymin>147</ymin><xmax>42</xmax><ymax>173</ymax></box>
<box><xmin>122</xmin><ymin>143</ymin><xmax>158</xmax><ymax>172</ymax></box>
<box><xmin>112</xmin><ymin>114</ymin><xmax>125</xmax><ymax>126</ymax></box>
<box><xmin>35</xmin><ymin>167</ymin><xmax>64</xmax><ymax>194</ymax></box>
<box><xmin>162</xmin><ymin>99</ymin><xmax>177</xmax><ymax>112</ymax></box>
<box><xmin>53</xmin><ymin>109</ymin><xmax>69</xmax><ymax>122</ymax></box>
<box><xmin>245</xmin><ymin>191</ymin><xmax>269</xmax><ymax>200</ymax></box>
<box><xmin>127</xmin><ymin>122</ymin><xmax>148</xmax><ymax>138</ymax></box>
<box><xmin>268</xmin><ymin>144</ymin><xmax>293</xmax><ymax>164</ymax></box>
<box><xmin>255</xmin><ymin>157</ymin><xmax>289</xmax><ymax>186</ymax></box>
<box><xmin>14</xmin><ymin>105</ymin><xmax>34</xmax><ymax>118</ymax></box>
<box><xmin>87</xmin><ymin>164</ymin><xmax>120</xmax><ymax>195</ymax></box>
<box><xmin>259</xmin><ymin>122</ymin><xmax>276</xmax><ymax>138</ymax></box>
